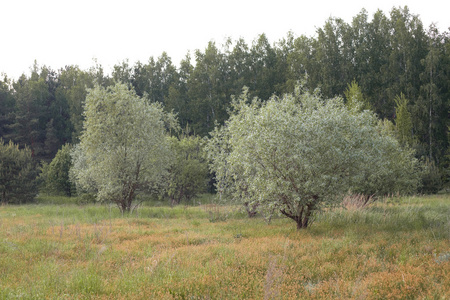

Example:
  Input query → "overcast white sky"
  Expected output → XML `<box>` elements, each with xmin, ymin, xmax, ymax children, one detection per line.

<box><xmin>1</xmin><ymin>0</ymin><xmax>449</xmax><ymax>80</ymax></box>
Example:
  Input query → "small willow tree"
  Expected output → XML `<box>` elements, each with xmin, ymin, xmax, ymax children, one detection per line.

<box><xmin>70</xmin><ymin>83</ymin><xmax>177</xmax><ymax>212</ymax></box>
<box><xmin>206</xmin><ymin>86</ymin><xmax>419</xmax><ymax>229</ymax></box>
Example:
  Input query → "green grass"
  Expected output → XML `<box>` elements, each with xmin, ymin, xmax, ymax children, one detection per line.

<box><xmin>0</xmin><ymin>194</ymin><xmax>448</xmax><ymax>299</ymax></box>
<box><xmin>316</xmin><ymin>195</ymin><xmax>449</xmax><ymax>234</ymax></box>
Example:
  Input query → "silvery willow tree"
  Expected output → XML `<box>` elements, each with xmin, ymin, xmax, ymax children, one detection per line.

<box><xmin>206</xmin><ymin>87</ymin><xmax>419</xmax><ymax>229</ymax></box>
<box><xmin>70</xmin><ymin>83</ymin><xmax>177</xmax><ymax>212</ymax></box>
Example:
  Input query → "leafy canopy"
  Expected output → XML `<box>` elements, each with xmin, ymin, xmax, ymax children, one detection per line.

<box><xmin>206</xmin><ymin>86</ymin><xmax>419</xmax><ymax>229</ymax></box>
<box><xmin>70</xmin><ymin>83</ymin><xmax>177</xmax><ymax>212</ymax></box>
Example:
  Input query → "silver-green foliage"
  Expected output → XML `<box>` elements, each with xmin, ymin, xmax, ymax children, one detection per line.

<box><xmin>206</xmin><ymin>86</ymin><xmax>420</xmax><ymax>229</ymax></box>
<box><xmin>70</xmin><ymin>83</ymin><xmax>176</xmax><ymax>212</ymax></box>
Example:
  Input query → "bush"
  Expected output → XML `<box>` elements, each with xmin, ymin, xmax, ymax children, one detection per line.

<box><xmin>39</xmin><ymin>144</ymin><xmax>75</xmax><ymax>196</ymax></box>
<box><xmin>166</xmin><ymin>134</ymin><xmax>209</xmax><ymax>205</ymax></box>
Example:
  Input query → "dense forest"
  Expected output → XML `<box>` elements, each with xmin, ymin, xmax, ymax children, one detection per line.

<box><xmin>0</xmin><ymin>7</ymin><xmax>449</xmax><ymax>190</ymax></box>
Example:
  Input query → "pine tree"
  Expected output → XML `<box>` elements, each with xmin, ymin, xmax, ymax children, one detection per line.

<box><xmin>0</xmin><ymin>138</ymin><xmax>38</xmax><ymax>204</ymax></box>
<box><xmin>344</xmin><ymin>80</ymin><xmax>371</xmax><ymax>111</ymax></box>
<box><xmin>394</xmin><ymin>93</ymin><xmax>414</xmax><ymax>146</ymax></box>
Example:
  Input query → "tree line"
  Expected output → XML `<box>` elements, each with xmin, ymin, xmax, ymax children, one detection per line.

<box><xmin>0</xmin><ymin>6</ymin><xmax>449</xmax><ymax>201</ymax></box>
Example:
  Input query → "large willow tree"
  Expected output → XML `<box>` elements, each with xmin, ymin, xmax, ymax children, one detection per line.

<box><xmin>70</xmin><ymin>83</ymin><xmax>177</xmax><ymax>212</ymax></box>
<box><xmin>206</xmin><ymin>86</ymin><xmax>419</xmax><ymax>229</ymax></box>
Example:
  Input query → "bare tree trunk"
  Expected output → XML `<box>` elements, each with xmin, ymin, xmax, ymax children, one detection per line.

<box><xmin>281</xmin><ymin>206</ymin><xmax>309</xmax><ymax>229</ymax></box>
<box><xmin>244</xmin><ymin>201</ymin><xmax>259</xmax><ymax>218</ymax></box>
<box><xmin>280</xmin><ymin>199</ymin><xmax>316</xmax><ymax>229</ymax></box>
<box><xmin>1</xmin><ymin>190</ymin><xmax>7</xmax><ymax>205</ymax></box>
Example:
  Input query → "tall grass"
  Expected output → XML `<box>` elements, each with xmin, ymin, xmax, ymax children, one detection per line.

<box><xmin>0</xmin><ymin>194</ymin><xmax>448</xmax><ymax>299</ymax></box>
<box><xmin>316</xmin><ymin>195</ymin><xmax>449</xmax><ymax>236</ymax></box>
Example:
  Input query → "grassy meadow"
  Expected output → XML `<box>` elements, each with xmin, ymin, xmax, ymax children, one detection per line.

<box><xmin>0</xmin><ymin>194</ymin><xmax>449</xmax><ymax>299</ymax></box>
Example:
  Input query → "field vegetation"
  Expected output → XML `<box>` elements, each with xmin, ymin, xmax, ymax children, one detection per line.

<box><xmin>1</xmin><ymin>6</ymin><xmax>449</xmax><ymax>299</ymax></box>
<box><xmin>0</xmin><ymin>194</ymin><xmax>448</xmax><ymax>299</ymax></box>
